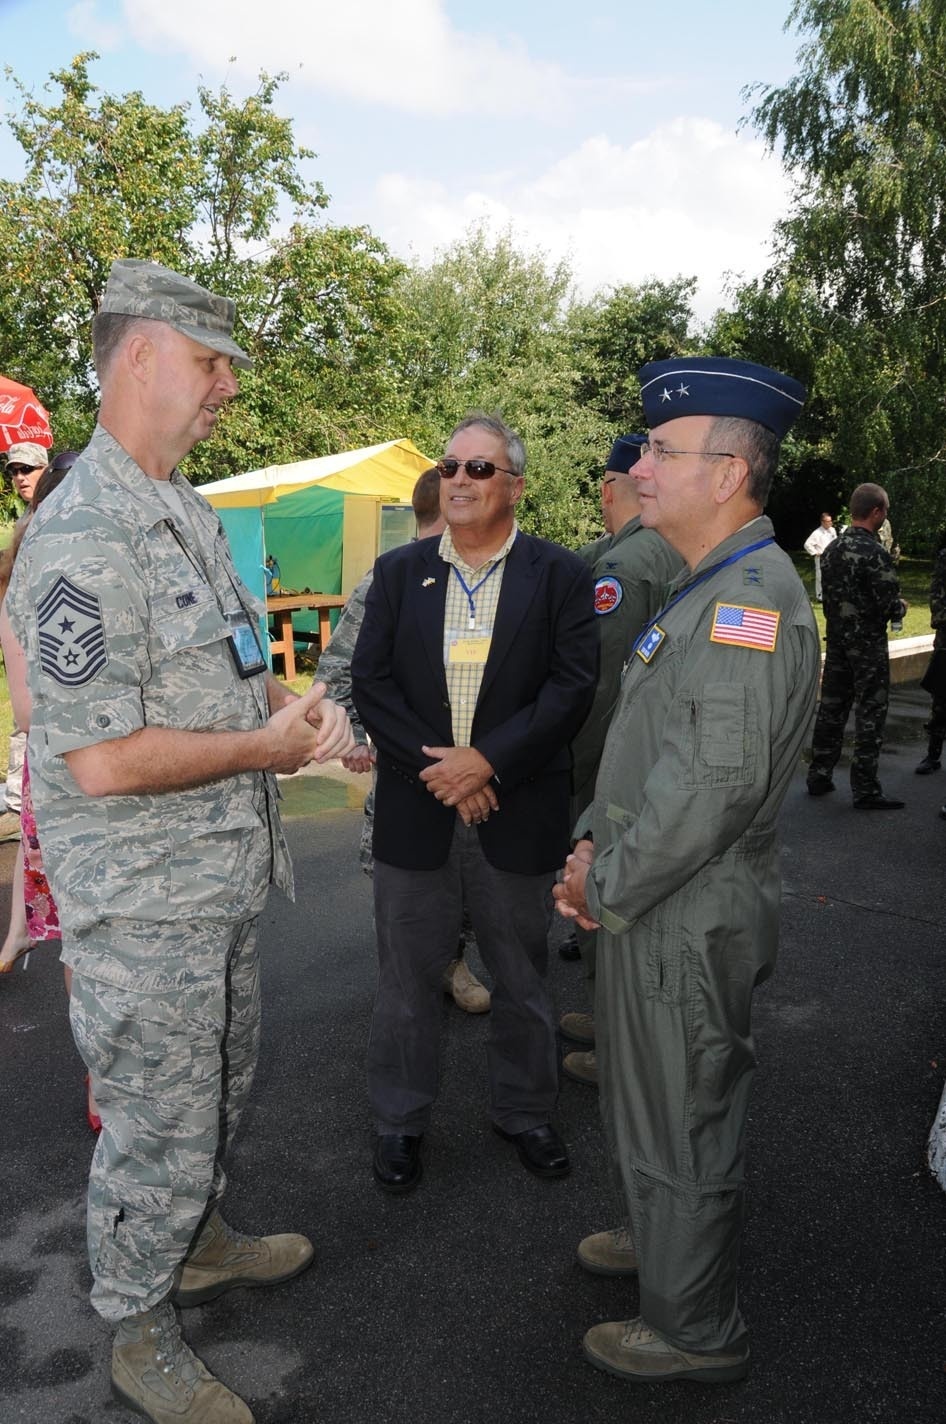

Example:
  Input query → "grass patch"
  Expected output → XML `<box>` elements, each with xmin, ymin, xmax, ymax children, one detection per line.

<box><xmin>788</xmin><ymin>551</ymin><xmax>934</xmax><ymax>641</ymax></box>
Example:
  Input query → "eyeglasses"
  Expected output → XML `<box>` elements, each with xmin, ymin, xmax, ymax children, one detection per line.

<box><xmin>6</xmin><ymin>464</ymin><xmax>39</xmax><ymax>476</ymax></box>
<box><xmin>639</xmin><ymin>441</ymin><xmax>735</xmax><ymax>465</ymax></box>
<box><xmin>437</xmin><ymin>458</ymin><xmax>517</xmax><ymax>480</ymax></box>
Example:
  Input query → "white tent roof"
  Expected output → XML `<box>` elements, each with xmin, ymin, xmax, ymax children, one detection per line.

<box><xmin>201</xmin><ymin>438</ymin><xmax>432</xmax><ymax>508</ymax></box>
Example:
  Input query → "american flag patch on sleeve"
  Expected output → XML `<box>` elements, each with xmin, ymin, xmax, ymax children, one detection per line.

<box><xmin>709</xmin><ymin>602</ymin><xmax>780</xmax><ymax>652</ymax></box>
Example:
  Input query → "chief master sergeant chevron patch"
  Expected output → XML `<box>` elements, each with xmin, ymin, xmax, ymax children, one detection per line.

<box><xmin>36</xmin><ymin>574</ymin><xmax>108</xmax><ymax>686</ymax></box>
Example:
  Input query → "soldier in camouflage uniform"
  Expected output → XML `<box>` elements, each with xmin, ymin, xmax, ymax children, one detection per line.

<box><xmin>7</xmin><ymin>260</ymin><xmax>354</xmax><ymax>1424</ymax></box>
<box><xmin>916</xmin><ymin>533</ymin><xmax>946</xmax><ymax>775</ymax></box>
<box><xmin>316</xmin><ymin>467</ymin><xmax>490</xmax><ymax>1013</ymax></box>
<box><xmin>559</xmin><ymin>434</ymin><xmax>683</xmax><ymax>1087</ymax></box>
<box><xmin>806</xmin><ymin>483</ymin><xmax>908</xmax><ymax>809</ymax></box>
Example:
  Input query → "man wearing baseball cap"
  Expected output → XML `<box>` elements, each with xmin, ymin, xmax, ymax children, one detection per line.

<box><xmin>5</xmin><ymin>441</ymin><xmax>49</xmax><ymax>505</ymax></box>
<box><xmin>556</xmin><ymin>356</ymin><xmax>820</xmax><ymax>1384</ymax></box>
<box><xmin>8</xmin><ymin>259</ymin><xmax>354</xmax><ymax>1423</ymax></box>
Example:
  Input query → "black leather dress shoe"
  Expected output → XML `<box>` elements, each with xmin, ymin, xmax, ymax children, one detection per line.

<box><xmin>853</xmin><ymin>794</ymin><xmax>905</xmax><ymax>810</ymax></box>
<box><xmin>373</xmin><ymin>1134</ymin><xmax>423</xmax><ymax>1193</ymax></box>
<box><xmin>493</xmin><ymin>1123</ymin><xmax>570</xmax><ymax>1179</ymax></box>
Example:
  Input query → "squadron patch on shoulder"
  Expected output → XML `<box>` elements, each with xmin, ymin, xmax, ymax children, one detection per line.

<box><xmin>594</xmin><ymin>575</ymin><xmax>623</xmax><ymax>616</ymax></box>
<box><xmin>710</xmin><ymin>602</ymin><xmax>780</xmax><ymax>653</ymax></box>
<box><xmin>36</xmin><ymin>575</ymin><xmax>108</xmax><ymax>686</ymax></box>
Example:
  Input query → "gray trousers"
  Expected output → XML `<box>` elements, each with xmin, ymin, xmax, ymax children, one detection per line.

<box><xmin>69</xmin><ymin>918</ymin><xmax>260</xmax><ymax>1322</ymax></box>
<box><xmin>368</xmin><ymin>821</ymin><xmax>557</xmax><ymax>1135</ymax></box>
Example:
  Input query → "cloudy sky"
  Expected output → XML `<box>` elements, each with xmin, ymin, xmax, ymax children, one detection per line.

<box><xmin>0</xmin><ymin>0</ymin><xmax>805</xmax><ymax>320</ymax></box>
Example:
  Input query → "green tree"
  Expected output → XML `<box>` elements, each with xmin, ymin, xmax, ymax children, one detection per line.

<box><xmin>0</xmin><ymin>54</ymin><xmax>412</xmax><ymax>486</ymax></box>
<box><xmin>567</xmin><ymin>277</ymin><xmax>698</xmax><ymax>431</ymax></box>
<box><xmin>746</xmin><ymin>0</ymin><xmax>946</xmax><ymax>547</ymax></box>
<box><xmin>397</xmin><ymin>225</ymin><xmax>612</xmax><ymax>545</ymax></box>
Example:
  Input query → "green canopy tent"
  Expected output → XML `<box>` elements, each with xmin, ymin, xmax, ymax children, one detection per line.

<box><xmin>200</xmin><ymin>439</ymin><xmax>434</xmax><ymax>660</ymax></box>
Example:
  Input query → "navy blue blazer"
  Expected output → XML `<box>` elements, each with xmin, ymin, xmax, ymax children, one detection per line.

<box><xmin>351</xmin><ymin>530</ymin><xmax>598</xmax><ymax>873</ymax></box>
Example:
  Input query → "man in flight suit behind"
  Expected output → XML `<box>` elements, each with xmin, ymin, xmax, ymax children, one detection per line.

<box><xmin>8</xmin><ymin>259</ymin><xmax>354</xmax><ymax>1424</ymax></box>
<box><xmin>555</xmin><ymin>357</ymin><xmax>820</xmax><ymax>1385</ymax></box>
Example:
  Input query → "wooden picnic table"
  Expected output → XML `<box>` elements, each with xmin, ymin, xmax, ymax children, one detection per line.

<box><xmin>266</xmin><ymin>592</ymin><xmax>348</xmax><ymax>680</ymax></box>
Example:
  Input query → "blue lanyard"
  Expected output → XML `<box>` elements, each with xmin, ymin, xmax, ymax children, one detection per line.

<box><xmin>452</xmin><ymin>560</ymin><xmax>504</xmax><ymax>630</ymax></box>
<box><xmin>632</xmin><ymin>536</ymin><xmax>775</xmax><ymax>655</ymax></box>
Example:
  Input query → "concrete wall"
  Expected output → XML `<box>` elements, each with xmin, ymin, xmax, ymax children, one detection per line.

<box><xmin>888</xmin><ymin>634</ymin><xmax>935</xmax><ymax>686</ymax></box>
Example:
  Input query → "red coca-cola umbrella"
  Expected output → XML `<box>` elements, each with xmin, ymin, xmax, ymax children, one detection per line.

<box><xmin>0</xmin><ymin>375</ymin><xmax>53</xmax><ymax>452</ymax></box>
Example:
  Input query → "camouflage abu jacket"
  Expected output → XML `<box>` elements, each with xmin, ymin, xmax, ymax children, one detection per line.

<box><xmin>7</xmin><ymin>426</ymin><xmax>291</xmax><ymax>985</ymax></box>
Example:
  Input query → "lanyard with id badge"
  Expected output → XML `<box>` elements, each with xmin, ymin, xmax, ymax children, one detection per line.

<box><xmin>166</xmin><ymin>520</ymin><xmax>267</xmax><ymax>679</ymax></box>
<box><xmin>223</xmin><ymin>606</ymin><xmax>267</xmax><ymax>678</ymax></box>
<box><xmin>446</xmin><ymin>562</ymin><xmax>502</xmax><ymax>667</ymax></box>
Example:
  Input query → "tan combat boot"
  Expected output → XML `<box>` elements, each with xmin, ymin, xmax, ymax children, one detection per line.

<box><xmin>112</xmin><ymin>1299</ymin><xmax>253</xmax><ymax>1423</ymax></box>
<box><xmin>559</xmin><ymin>1011</ymin><xmax>595</xmax><ymax>1045</ymax></box>
<box><xmin>443</xmin><ymin>958</ymin><xmax>491</xmax><ymax>1013</ymax></box>
<box><xmin>175</xmin><ymin>1210</ymin><xmax>314</xmax><ymax>1308</ymax></box>
<box><xmin>562</xmin><ymin>1049</ymin><xmax>597</xmax><ymax>1085</ymax></box>
<box><xmin>577</xmin><ymin>1225</ymin><xmax>638</xmax><ymax>1276</ymax></box>
<box><xmin>583</xmin><ymin>1316</ymin><xmax>749</xmax><ymax>1384</ymax></box>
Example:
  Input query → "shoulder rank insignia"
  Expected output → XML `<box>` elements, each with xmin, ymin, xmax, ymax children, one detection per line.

<box><xmin>594</xmin><ymin>575</ymin><xmax>623</xmax><ymax>616</ymax></box>
<box><xmin>36</xmin><ymin>575</ymin><xmax>108</xmax><ymax>686</ymax></box>
<box><xmin>710</xmin><ymin>602</ymin><xmax>780</xmax><ymax>652</ymax></box>
<box><xmin>743</xmin><ymin>565</ymin><xmax>764</xmax><ymax>586</ymax></box>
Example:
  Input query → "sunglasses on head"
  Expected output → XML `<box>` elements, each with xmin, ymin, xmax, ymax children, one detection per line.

<box><xmin>437</xmin><ymin>458</ymin><xmax>517</xmax><ymax>480</ymax></box>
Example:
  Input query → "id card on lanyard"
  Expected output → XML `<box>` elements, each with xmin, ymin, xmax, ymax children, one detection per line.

<box><xmin>225</xmin><ymin>607</ymin><xmax>267</xmax><ymax>678</ymax></box>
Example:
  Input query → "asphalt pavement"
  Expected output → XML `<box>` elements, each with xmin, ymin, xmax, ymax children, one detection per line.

<box><xmin>0</xmin><ymin>688</ymin><xmax>944</xmax><ymax>1424</ymax></box>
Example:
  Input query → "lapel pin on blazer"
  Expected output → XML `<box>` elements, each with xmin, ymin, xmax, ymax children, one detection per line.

<box><xmin>422</xmin><ymin>577</ymin><xmax>436</xmax><ymax>587</ymax></box>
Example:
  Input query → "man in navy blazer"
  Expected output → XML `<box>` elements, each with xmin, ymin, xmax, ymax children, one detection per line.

<box><xmin>352</xmin><ymin>413</ymin><xmax>598</xmax><ymax>1191</ymax></box>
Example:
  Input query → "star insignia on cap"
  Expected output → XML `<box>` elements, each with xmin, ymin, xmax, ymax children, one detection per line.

<box><xmin>676</xmin><ymin>383</ymin><xmax>689</xmax><ymax>397</ymax></box>
<box><xmin>659</xmin><ymin>387</ymin><xmax>673</xmax><ymax>402</ymax></box>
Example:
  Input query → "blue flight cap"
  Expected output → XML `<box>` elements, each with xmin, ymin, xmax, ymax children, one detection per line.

<box><xmin>606</xmin><ymin>434</ymin><xmax>646</xmax><ymax>474</ymax></box>
<box><xmin>638</xmin><ymin>356</ymin><xmax>806</xmax><ymax>439</ymax></box>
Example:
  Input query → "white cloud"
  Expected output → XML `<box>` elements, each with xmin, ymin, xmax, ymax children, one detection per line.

<box><xmin>120</xmin><ymin>0</ymin><xmax>575</xmax><ymax>118</ymax></box>
<box><xmin>374</xmin><ymin>118</ymin><xmax>792</xmax><ymax>320</ymax></box>
<box><xmin>67</xmin><ymin>0</ymin><xmax>124</xmax><ymax>50</ymax></box>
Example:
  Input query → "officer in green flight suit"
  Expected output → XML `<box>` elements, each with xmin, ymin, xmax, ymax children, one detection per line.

<box><xmin>555</xmin><ymin>356</ymin><xmax>820</xmax><ymax>1385</ymax></box>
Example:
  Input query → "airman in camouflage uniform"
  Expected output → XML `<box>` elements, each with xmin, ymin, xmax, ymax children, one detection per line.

<box><xmin>806</xmin><ymin>482</ymin><xmax>907</xmax><ymax>808</ymax></box>
<box><xmin>555</xmin><ymin>357</ymin><xmax>819</xmax><ymax>1385</ymax></box>
<box><xmin>7</xmin><ymin>259</ymin><xmax>354</xmax><ymax>1424</ymax></box>
<box><xmin>316</xmin><ymin>469</ymin><xmax>490</xmax><ymax>1012</ymax></box>
<box><xmin>916</xmin><ymin>536</ymin><xmax>946</xmax><ymax>775</ymax></box>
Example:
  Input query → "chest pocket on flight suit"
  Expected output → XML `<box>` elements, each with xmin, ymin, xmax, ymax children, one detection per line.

<box><xmin>681</xmin><ymin>683</ymin><xmax>756</xmax><ymax>789</ymax></box>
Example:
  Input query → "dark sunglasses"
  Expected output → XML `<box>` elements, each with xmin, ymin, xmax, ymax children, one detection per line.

<box><xmin>437</xmin><ymin>458</ymin><xmax>517</xmax><ymax>480</ymax></box>
<box><xmin>6</xmin><ymin>464</ymin><xmax>38</xmax><ymax>476</ymax></box>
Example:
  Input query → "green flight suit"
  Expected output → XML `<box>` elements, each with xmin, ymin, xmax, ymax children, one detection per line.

<box><xmin>569</xmin><ymin>518</ymin><xmax>683</xmax><ymax>975</ymax></box>
<box><xmin>577</xmin><ymin>516</ymin><xmax>820</xmax><ymax>1354</ymax></box>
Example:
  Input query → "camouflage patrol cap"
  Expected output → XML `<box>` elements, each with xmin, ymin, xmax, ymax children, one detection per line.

<box><xmin>100</xmin><ymin>259</ymin><xmax>253</xmax><ymax>370</ymax></box>
<box><xmin>5</xmin><ymin>441</ymin><xmax>49</xmax><ymax>469</ymax></box>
